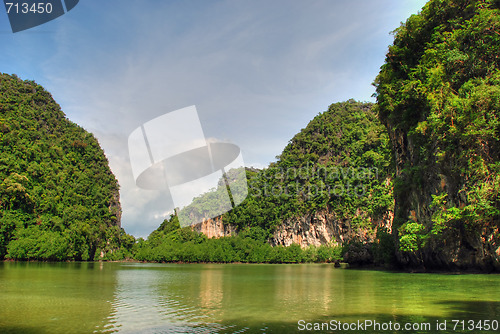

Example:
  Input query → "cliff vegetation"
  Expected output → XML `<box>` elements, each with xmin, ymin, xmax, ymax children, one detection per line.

<box><xmin>5</xmin><ymin>0</ymin><xmax>499</xmax><ymax>271</ymax></box>
<box><xmin>374</xmin><ymin>0</ymin><xmax>500</xmax><ymax>270</ymax></box>
<box><xmin>0</xmin><ymin>73</ymin><xmax>134</xmax><ymax>261</ymax></box>
<box><xmin>137</xmin><ymin>101</ymin><xmax>394</xmax><ymax>264</ymax></box>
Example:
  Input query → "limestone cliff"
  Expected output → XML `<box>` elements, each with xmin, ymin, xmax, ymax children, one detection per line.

<box><xmin>385</xmin><ymin>120</ymin><xmax>500</xmax><ymax>271</ymax></box>
<box><xmin>192</xmin><ymin>217</ymin><xmax>237</xmax><ymax>239</ymax></box>
<box><xmin>197</xmin><ymin>206</ymin><xmax>393</xmax><ymax>264</ymax></box>
<box><xmin>0</xmin><ymin>73</ymin><xmax>127</xmax><ymax>261</ymax></box>
<box><xmin>270</xmin><ymin>210</ymin><xmax>392</xmax><ymax>248</ymax></box>
<box><xmin>214</xmin><ymin>100</ymin><xmax>394</xmax><ymax>263</ymax></box>
<box><xmin>374</xmin><ymin>0</ymin><xmax>500</xmax><ymax>271</ymax></box>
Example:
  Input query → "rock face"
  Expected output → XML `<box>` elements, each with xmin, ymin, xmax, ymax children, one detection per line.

<box><xmin>194</xmin><ymin>209</ymin><xmax>393</xmax><ymax>264</ymax></box>
<box><xmin>374</xmin><ymin>1</ymin><xmax>500</xmax><ymax>271</ymax></box>
<box><xmin>192</xmin><ymin>217</ymin><xmax>237</xmax><ymax>238</ymax></box>
<box><xmin>271</xmin><ymin>212</ymin><xmax>348</xmax><ymax>248</ymax></box>
<box><xmin>268</xmin><ymin>208</ymin><xmax>394</xmax><ymax>266</ymax></box>
<box><xmin>387</xmin><ymin>127</ymin><xmax>500</xmax><ymax>271</ymax></box>
<box><xmin>270</xmin><ymin>211</ymin><xmax>388</xmax><ymax>247</ymax></box>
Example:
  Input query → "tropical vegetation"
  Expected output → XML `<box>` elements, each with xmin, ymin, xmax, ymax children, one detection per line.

<box><xmin>374</xmin><ymin>0</ymin><xmax>500</xmax><ymax>267</ymax></box>
<box><xmin>0</xmin><ymin>73</ymin><xmax>134</xmax><ymax>261</ymax></box>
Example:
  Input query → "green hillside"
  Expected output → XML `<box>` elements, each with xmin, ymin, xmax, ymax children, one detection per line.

<box><xmin>224</xmin><ymin>100</ymin><xmax>393</xmax><ymax>234</ymax></box>
<box><xmin>136</xmin><ymin>100</ymin><xmax>394</xmax><ymax>263</ymax></box>
<box><xmin>136</xmin><ymin>0</ymin><xmax>500</xmax><ymax>271</ymax></box>
<box><xmin>374</xmin><ymin>0</ymin><xmax>500</xmax><ymax>270</ymax></box>
<box><xmin>0</xmin><ymin>73</ymin><xmax>134</xmax><ymax>261</ymax></box>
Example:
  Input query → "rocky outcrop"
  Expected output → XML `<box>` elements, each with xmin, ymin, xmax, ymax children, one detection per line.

<box><xmin>270</xmin><ymin>209</ymin><xmax>393</xmax><ymax>246</ymax></box>
<box><xmin>373</xmin><ymin>0</ymin><xmax>500</xmax><ymax>272</ymax></box>
<box><xmin>193</xmin><ymin>209</ymin><xmax>394</xmax><ymax>263</ymax></box>
<box><xmin>386</xmin><ymin>117</ymin><xmax>500</xmax><ymax>271</ymax></box>
<box><xmin>192</xmin><ymin>217</ymin><xmax>237</xmax><ymax>239</ymax></box>
<box><xmin>270</xmin><ymin>210</ymin><xmax>393</xmax><ymax>265</ymax></box>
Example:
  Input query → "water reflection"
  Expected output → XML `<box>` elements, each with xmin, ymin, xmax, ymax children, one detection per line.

<box><xmin>199</xmin><ymin>266</ymin><xmax>223</xmax><ymax>311</ymax></box>
<box><xmin>275</xmin><ymin>265</ymin><xmax>336</xmax><ymax>318</ymax></box>
<box><xmin>105</xmin><ymin>264</ymin><xmax>229</xmax><ymax>333</ymax></box>
<box><xmin>1</xmin><ymin>263</ymin><xmax>499</xmax><ymax>333</ymax></box>
<box><xmin>0</xmin><ymin>262</ymin><xmax>116</xmax><ymax>334</ymax></box>
<box><xmin>104</xmin><ymin>264</ymin><xmax>500</xmax><ymax>333</ymax></box>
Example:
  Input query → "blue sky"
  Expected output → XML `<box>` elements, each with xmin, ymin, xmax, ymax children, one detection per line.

<box><xmin>1</xmin><ymin>0</ymin><xmax>427</xmax><ymax>237</ymax></box>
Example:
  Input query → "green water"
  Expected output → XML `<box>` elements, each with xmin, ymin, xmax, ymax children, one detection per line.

<box><xmin>0</xmin><ymin>262</ymin><xmax>499</xmax><ymax>333</ymax></box>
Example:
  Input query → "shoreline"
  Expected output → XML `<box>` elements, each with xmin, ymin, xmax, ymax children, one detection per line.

<box><xmin>3</xmin><ymin>259</ymin><xmax>499</xmax><ymax>274</ymax></box>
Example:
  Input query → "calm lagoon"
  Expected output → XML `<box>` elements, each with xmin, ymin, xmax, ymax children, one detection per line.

<box><xmin>0</xmin><ymin>262</ymin><xmax>499</xmax><ymax>333</ymax></box>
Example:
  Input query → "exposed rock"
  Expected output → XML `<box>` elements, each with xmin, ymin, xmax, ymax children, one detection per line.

<box><xmin>192</xmin><ymin>209</ymin><xmax>394</xmax><ymax>266</ymax></box>
<box><xmin>270</xmin><ymin>209</ymin><xmax>392</xmax><ymax>248</ymax></box>
<box><xmin>192</xmin><ymin>217</ymin><xmax>237</xmax><ymax>239</ymax></box>
<box><xmin>373</xmin><ymin>0</ymin><xmax>500</xmax><ymax>272</ymax></box>
<box><xmin>385</xmin><ymin>119</ymin><xmax>500</xmax><ymax>271</ymax></box>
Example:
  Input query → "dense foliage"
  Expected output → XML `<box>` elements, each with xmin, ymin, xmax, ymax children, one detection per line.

<box><xmin>0</xmin><ymin>73</ymin><xmax>134</xmax><ymax>261</ymax></box>
<box><xmin>223</xmin><ymin>100</ymin><xmax>393</xmax><ymax>235</ymax></box>
<box><xmin>136</xmin><ymin>101</ymin><xmax>393</xmax><ymax>264</ymax></box>
<box><xmin>374</xmin><ymin>0</ymin><xmax>500</xmax><ymax>260</ymax></box>
<box><xmin>135</xmin><ymin>216</ymin><xmax>342</xmax><ymax>263</ymax></box>
<box><xmin>13</xmin><ymin>0</ymin><xmax>500</xmax><ymax>268</ymax></box>
<box><xmin>134</xmin><ymin>0</ymin><xmax>500</xmax><ymax>269</ymax></box>
<box><xmin>0</xmin><ymin>74</ymin><xmax>389</xmax><ymax>264</ymax></box>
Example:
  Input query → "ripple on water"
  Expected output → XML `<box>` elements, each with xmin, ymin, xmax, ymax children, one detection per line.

<box><xmin>2</xmin><ymin>263</ymin><xmax>499</xmax><ymax>334</ymax></box>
